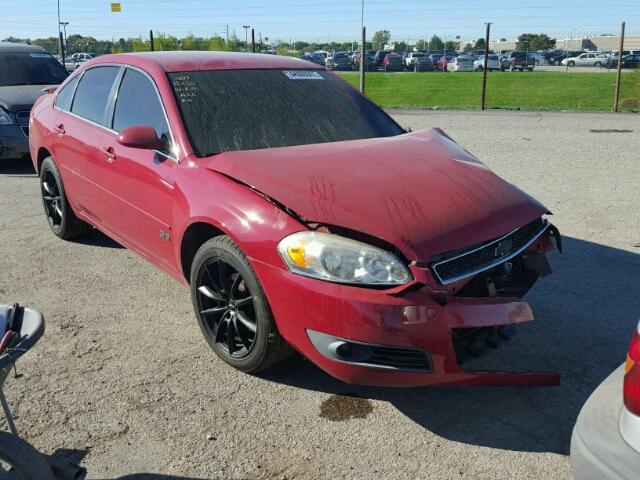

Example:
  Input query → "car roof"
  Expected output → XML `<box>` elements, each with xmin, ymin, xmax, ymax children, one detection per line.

<box><xmin>89</xmin><ymin>51</ymin><xmax>320</xmax><ymax>72</ymax></box>
<box><xmin>0</xmin><ymin>42</ymin><xmax>48</xmax><ymax>53</ymax></box>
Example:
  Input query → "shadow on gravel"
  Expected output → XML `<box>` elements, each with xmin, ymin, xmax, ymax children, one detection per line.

<box><xmin>262</xmin><ymin>236</ymin><xmax>640</xmax><ymax>455</ymax></box>
<box><xmin>116</xmin><ymin>475</ymin><xmax>207</xmax><ymax>479</ymax></box>
<box><xmin>76</xmin><ymin>231</ymin><xmax>125</xmax><ymax>249</ymax></box>
<box><xmin>0</xmin><ymin>158</ymin><xmax>37</xmax><ymax>177</ymax></box>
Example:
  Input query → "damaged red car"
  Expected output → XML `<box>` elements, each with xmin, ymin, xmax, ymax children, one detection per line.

<box><xmin>29</xmin><ymin>52</ymin><xmax>561</xmax><ymax>387</ymax></box>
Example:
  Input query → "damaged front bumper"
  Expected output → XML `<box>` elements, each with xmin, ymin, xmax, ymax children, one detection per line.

<box><xmin>252</xmin><ymin>223</ymin><xmax>560</xmax><ymax>387</ymax></box>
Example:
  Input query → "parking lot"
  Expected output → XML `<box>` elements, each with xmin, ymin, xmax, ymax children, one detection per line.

<box><xmin>1</xmin><ymin>109</ymin><xmax>639</xmax><ymax>479</ymax></box>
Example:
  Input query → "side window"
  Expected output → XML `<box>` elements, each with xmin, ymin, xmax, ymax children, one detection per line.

<box><xmin>112</xmin><ymin>68</ymin><xmax>170</xmax><ymax>150</ymax></box>
<box><xmin>71</xmin><ymin>66</ymin><xmax>120</xmax><ymax>125</ymax></box>
<box><xmin>54</xmin><ymin>75</ymin><xmax>79</xmax><ymax>111</ymax></box>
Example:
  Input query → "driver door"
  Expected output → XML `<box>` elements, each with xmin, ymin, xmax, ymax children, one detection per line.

<box><xmin>97</xmin><ymin>67</ymin><xmax>178</xmax><ymax>270</ymax></box>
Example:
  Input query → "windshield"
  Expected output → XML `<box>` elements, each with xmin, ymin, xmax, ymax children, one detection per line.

<box><xmin>168</xmin><ymin>69</ymin><xmax>403</xmax><ymax>157</ymax></box>
<box><xmin>0</xmin><ymin>52</ymin><xmax>68</xmax><ymax>87</ymax></box>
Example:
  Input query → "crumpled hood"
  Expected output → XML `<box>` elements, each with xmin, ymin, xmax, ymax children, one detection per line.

<box><xmin>0</xmin><ymin>85</ymin><xmax>53</xmax><ymax>112</ymax></box>
<box><xmin>203</xmin><ymin>128</ymin><xmax>548</xmax><ymax>261</ymax></box>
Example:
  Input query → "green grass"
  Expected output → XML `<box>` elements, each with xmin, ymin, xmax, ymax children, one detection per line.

<box><xmin>338</xmin><ymin>71</ymin><xmax>640</xmax><ymax>112</ymax></box>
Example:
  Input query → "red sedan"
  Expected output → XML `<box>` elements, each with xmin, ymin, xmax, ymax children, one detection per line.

<box><xmin>29</xmin><ymin>52</ymin><xmax>560</xmax><ymax>387</ymax></box>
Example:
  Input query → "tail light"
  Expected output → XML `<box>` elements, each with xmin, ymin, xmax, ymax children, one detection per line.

<box><xmin>624</xmin><ymin>325</ymin><xmax>640</xmax><ymax>415</ymax></box>
<box><xmin>511</xmin><ymin>58</ymin><xmax>516</xmax><ymax>64</ymax></box>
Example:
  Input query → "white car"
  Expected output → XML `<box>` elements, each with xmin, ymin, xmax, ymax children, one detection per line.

<box><xmin>562</xmin><ymin>52</ymin><xmax>610</xmax><ymax>67</ymax></box>
<box><xmin>447</xmin><ymin>56</ymin><xmax>474</xmax><ymax>72</ymax></box>
<box><xmin>473</xmin><ymin>54</ymin><xmax>501</xmax><ymax>71</ymax></box>
<box><xmin>571</xmin><ymin>321</ymin><xmax>640</xmax><ymax>479</ymax></box>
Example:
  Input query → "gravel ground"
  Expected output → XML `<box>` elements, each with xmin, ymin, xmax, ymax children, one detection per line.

<box><xmin>1</xmin><ymin>110</ymin><xmax>639</xmax><ymax>480</ymax></box>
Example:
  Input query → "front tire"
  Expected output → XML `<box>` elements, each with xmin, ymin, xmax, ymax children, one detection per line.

<box><xmin>39</xmin><ymin>156</ymin><xmax>92</xmax><ymax>240</ymax></box>
<box><xmin>190</xmin><ymin>235</ymin><xmax>290</xmax><ymax>373</ymax></box>
<box><xmin>0</xmin><ymin>432</ymin><xmax>56</xmax><ymax>480</ymax></box>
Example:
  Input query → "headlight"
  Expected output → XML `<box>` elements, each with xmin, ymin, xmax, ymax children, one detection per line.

<box><xmin>278</xmin><ymin>231</ymin><xmax>412</xmax><ymax>285</ymax></box>
<box><xmin>0</xmin><ymin>108</ymin><xmax>14</xmax><ymax>126</ymax></box>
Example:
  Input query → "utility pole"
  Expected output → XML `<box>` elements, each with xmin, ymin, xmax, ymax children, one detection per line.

<box><xmin>481</xmin><ymin>22</ymin><xmax>492</xmax><ymax>110</ymax></box>
<box><xmin>251</xmin><ymin>28</ymin><xmax>255</xmax><ymax>53</ymax></box>
<box><xmin>242</xmin><ymin>25</ymin><xmax>250</xmax><ymax>51</ymax></box>
<box><xmin>57</xmin><ymin>0</ymin><xmax>65</xmax><ymax>64</ymax></box>
<box><xmin>360</xmin><ymin>26</ymin><xmax>366</xmax><ymax>94</ymax></box>
<box><xmin>226</xmin><ymin>24</ymin><xmax>229</xmax><ymax>43</ymax></box>
<box><xmin>149</xmin><ymin>30</ymin><xmax>154</xmax><ymax>51</ymax></box>
<box><xmin>614</xmin><ymin>21</ymin><xmax>626</xmax><ymax>112</ymax></box>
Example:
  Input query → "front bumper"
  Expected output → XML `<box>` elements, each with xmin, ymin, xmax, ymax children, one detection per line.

<box><xmin>0</xmin><ymin>125</ymin><xmax>29</xmax><ymax>159</ymax></box>
<box><xmin>252</xmin><ymin>252</ymin><xmax>559</xmax><ymax>387</ymax></box>
<box><xmin>571</xmin><ymin>365</ymin><xmax>640</xmax><ymax>480</ymax></box>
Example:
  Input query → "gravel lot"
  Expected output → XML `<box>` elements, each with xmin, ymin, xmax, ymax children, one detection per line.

<box><xmin>1</xmin><ymin>110</ymin><xmax>639</xmax><ymax>479</ymax></box>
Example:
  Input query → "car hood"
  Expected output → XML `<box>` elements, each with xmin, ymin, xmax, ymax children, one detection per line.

<box><xmin>203</xmin><ymin>128</ymin><xmax>548</xmax><ymax>261</ymax></box>
<box><xmin>0</xmin><ymin>85</ymin><xmax>54</xmax><ymax>112</ymax></box>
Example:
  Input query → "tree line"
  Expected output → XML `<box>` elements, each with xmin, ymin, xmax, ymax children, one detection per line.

<box><xmin>2</xmin><ymin>31</ymin><xmax>556</xmax><ymax>57</ymax></box>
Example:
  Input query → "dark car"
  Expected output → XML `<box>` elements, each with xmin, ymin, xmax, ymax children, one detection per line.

<box><xmin>618</xmin><ymin>54</ymin><xmax>640</xmax><ymax>69</ymax></box>
<box><xmin>382</xmin><ymin>53</ymin><xmax>404</xmax><ymax>71</ymax></box>
<box><xmin>413</xmin><ymin>56</ymin><xmax>435</xmax><ymax>72</ymax></box>
<box><xmin>500</xmin><ymin>51</ymin><xmax>536</xmax><ymax>71</ymax></box>
<box><xmin>374</xmin><ymin>50</ymin><xmax>388</xmax><ymax>66</ymax></box>
<box><xmin>352</xmin><ymin>51</ymin><xmax>377</xmax><ymax>71</ymax></box>
<box><xmin>329</xmin><ymin>52</ymin><xmax>352</xmax><ymax>71</ymax></box>
<box><xmin>0</xmin><ymin>42</ymin><xmax>68</xmax><ymax>161</ymax></box>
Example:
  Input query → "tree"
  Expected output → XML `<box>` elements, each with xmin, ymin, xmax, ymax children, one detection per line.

<box><xmin>444</xmin><ymin>40</ymin><xmax>459</xmax><ymax>50</ymax></box>
<box><xmin>208</xmin><ymin>35</ymin><xmax>227</xmax><ymax>51</ymax></box>
<box><xmin>394</xmin><ymin>41</ymin><xmax>408</xmax><ymax>52</ymax></box>
<box><xmin>372</xmin><ymin>30</ymin><xmax>390</xmax><ymax>50</ymax></box>
<box><xmin>474</xmin><ymin>37</ymin><xmax>486</xmax><ymax>50</ymax></box>
<box><xmin>429</xmin><ymin>35</ymin><xmax>444</xmax><ymax>51</ymax></box>
<box><xmin>463</xmin><ymin>43</ymin><xmax>474</xmax><ymax>53</ymax></box>
<box><xmin>516</xmin><ymin>33</ymin><xmax>556</xmax><ymax>51</ymax></box>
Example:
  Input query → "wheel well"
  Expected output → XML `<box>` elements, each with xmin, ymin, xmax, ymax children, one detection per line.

<box><xmin>180</xmin><ymin>222</ymin><xmax>225</xmax><ymax>283</ymax></box>
<box><xmin>36</xmin><ymin>148</ymin><xmax>51</xmax><ymax>173</ymax></box>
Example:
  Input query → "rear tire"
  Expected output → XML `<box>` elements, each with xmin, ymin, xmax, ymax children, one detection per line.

<box><xmin>190</xmin><ymin>235</ymin><xmax>291</xmax><ymax>373</ymax></box>
<box><xmin>0</xmin><ymin>432</ymin><xmax>56</xmax><ymax>480</ymax></box>
<box><xmin>568</xmin><ymin>60</ymin><xmax>575</xmax><ymax>67</ymax></box>
<box><xmin>39</xmin><ymin>156</ymin><xmax>92</xmax><ymax>240</ymax></box>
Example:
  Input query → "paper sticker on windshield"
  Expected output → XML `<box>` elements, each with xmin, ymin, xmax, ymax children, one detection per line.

<box><xmin>283</xmin><ymin>71</ymin><xmax>323</xmax><ymax>80</ymax></box>
<box><xmin>30</xmin><ymin>53</ymin><xmax>51</xmax><ymax>58</ymax></box>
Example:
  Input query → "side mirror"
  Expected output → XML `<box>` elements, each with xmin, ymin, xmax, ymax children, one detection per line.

<box><xmin>117</xmin><ymin>126</ymin><xmax>164</xmax><ymax>151</ymax></box>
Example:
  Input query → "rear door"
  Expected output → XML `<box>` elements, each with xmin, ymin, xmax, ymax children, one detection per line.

<box><xmin>53</xmin><ymin>65</ymin><xmax>121</xmax><ymax>222</ymax></box>
<box><xmin>97</xmin><ymin>67</ymin><xmax>177</xmax><ymax>268</ymax></box>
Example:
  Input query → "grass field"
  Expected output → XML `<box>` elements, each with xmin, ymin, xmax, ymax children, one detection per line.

<box><xmin>338</xmin><ymin>71</ymin><xmax>640</xmax><ymax>112</ymax></box>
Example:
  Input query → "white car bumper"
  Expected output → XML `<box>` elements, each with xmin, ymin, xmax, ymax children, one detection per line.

<box><xmin>571</xmin><ymin>364</ymin><xmax>640</xmax><ymax>480</ymax></box>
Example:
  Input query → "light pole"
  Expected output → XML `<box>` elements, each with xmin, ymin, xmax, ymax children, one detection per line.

<box><xmin>242</xmin><ymin>25</ymin><xmax>250</xmax><ymax>52</ymax></box>
<box><xmin>60</xmin><ymin>21</ymin><xmax>69</xmax><ymax>49</ymax></box>
<box><xmin>56</xmin><ymin>0</ymin><xmax>64</xmax><ymax>62</ymax></box>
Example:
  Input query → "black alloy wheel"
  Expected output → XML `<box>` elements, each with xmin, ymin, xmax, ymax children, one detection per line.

<box><xmin>190</xmin><ymin>235</ymin><xmax>291</xmax><ymax>373</ymax></box>
<box><xmin>195</xmin><ymin>258</ymin><xmax>258</xmax><ymax>359</ymax></box>
<box><xmin>41</xmin><ymin>168</ymin><xmax>63</xmax><ymax>232</ymax></box>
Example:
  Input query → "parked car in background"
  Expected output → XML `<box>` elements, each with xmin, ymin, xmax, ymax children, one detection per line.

<box><xmin>373</xmin><ymin>50</ymin><xmax>388</xmax><ymax>67</ymax></box>
<box><xmin>70</xmin><ymin>52</ymin><xmax>96</xmax><ymax>65</ymax></box>
<box><xmin>29</xmin><ymin>51</ymin><xmax>560</xmax><ymax>387</ymax></box>
<box><xmin>571</xmin><ymin>321</ymin><xmax>640</xmax><ymax>479</ymax></box>
<box><xmin>0</xmin><ymin>42</ymin><xmax>68</xmax><ymax>161</ymax></box>
<box><xmin>382</xmin><ymin>53</ymin><xmax>404</xmax><ymax>71</ymax></box>
<box><xmin>618</xmin><ymin>54</ymin><xmax>640</xmax><ymax>69</ymax></box>
<box><xmin>326</xmin><ymin>52</ymin><xmax>352</xmax><ymax>71</ymax></box>
<box><xmin>404</xmin><ymin>52</ymin><xmax>426</xmax><ymax>69</ymax></box>
<box><xmin>473</xmin><ymin>54</ymin><xmax>500</xmax><ymax>71</ymax></box>
<box><xmin>562</xmin><ymin>52</ymin><xmax>609</xmax><ymax>67</ymax></box>
<box><xmin>352</xmin><ymin>51</ymin><xmax>377</xmax><ymax>71</ymax></box>
<box><xmin>447</xmin><ymin>55</ymin><xmax>474</xmax><ymax>72</ymax></box>
<box><xmin>413</xmin><ymin>55</ymin><xmax>435</xmax><ymax>72</ymax></box>
<box><xmin>500</xmin><ymin>51</ymin><xmax>535</xmax><ymax>71</ymax></box>
<box><xmin>303</xmin><ymin>52</ymin><xmax>325</xmax><ymax>66</ymax></box>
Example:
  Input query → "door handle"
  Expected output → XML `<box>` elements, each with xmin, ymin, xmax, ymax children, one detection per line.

<box><xmin>53</xmin><ymin>123</ymin><xmax>65</xmax><ymax>135</ymax></box>
<box><xmin>101</xmin><ymin>146</ymin><xmax>116</xmax><ymax>161</ymax></box>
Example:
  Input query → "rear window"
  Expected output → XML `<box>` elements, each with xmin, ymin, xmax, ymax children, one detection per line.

<box><xmin>0</xmin><ymin>52</ymin><xmax>68</xmax><ymax>87</ymax></box>
<box><xmin>168</xmin><ymin>69</ymin><xmax>403</xmax><ymax>157</ymax></box>
<box><xmin>71</xmin><ymin>66</ymin><xmax>120</xmax><ymax>125</ymax></box>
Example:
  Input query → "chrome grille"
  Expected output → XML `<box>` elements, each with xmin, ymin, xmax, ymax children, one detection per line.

<box><xmin>430</xmin><ymin>218</ymin><xmax>549</xmax><ymax>285</ymax></box>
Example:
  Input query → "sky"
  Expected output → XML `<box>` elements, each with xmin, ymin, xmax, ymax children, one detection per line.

<box><xmin>1</xmin><ymin>0</ymin><xmax>638</xmax><ymax>44</ymax></box>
